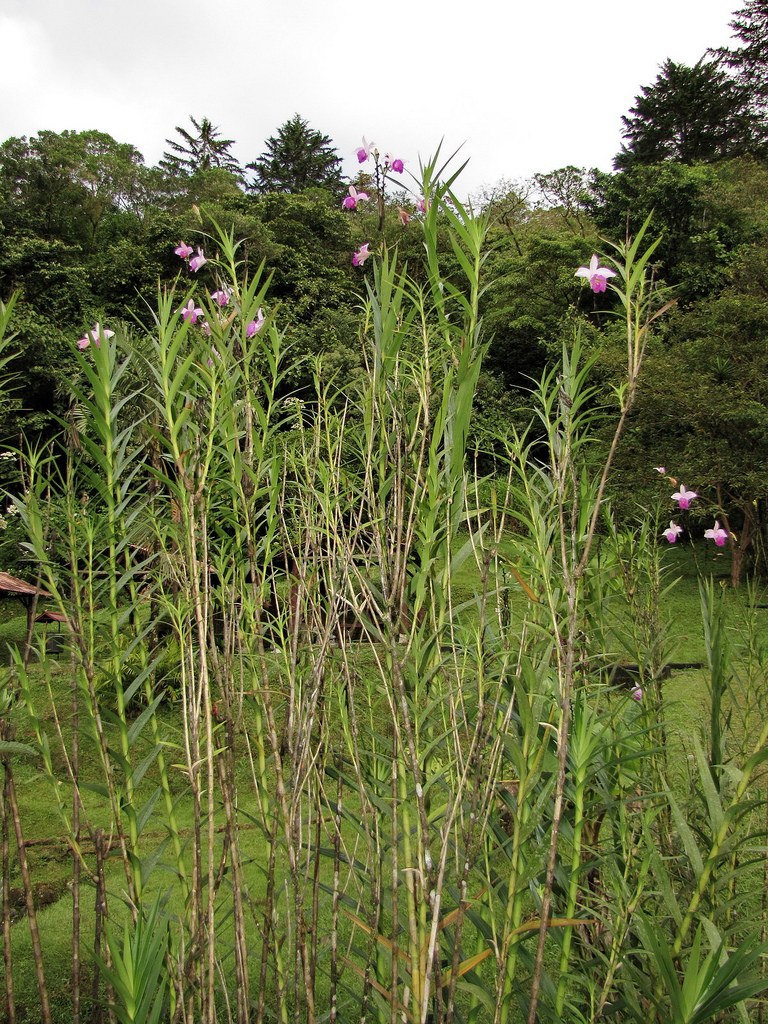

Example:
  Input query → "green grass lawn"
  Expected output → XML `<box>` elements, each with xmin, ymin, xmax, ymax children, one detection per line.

<box><xmin>1</xmin><ymin>533</ymin><xmax>767</xmax><ymax>1021</ymax></box>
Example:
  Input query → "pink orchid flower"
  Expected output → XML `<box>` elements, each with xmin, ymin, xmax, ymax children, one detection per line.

<box><xmin>631</xmin><ymin>685</ymin><xmax>643</xmax><ymax>702</ymax></box>
<box><xmin>211</xmin><ymin>289</ymin><xmax>229</xmax><ymax>307</ymax></box>
<box><xmin>352</xmin><ymin>244</ymin><xmax>372</xmax><ymax>267</ymax></box>
<box><xmin>397</xmin><ymin>207</ymin><xmax>411</xmax><ymax>226</ymax></box>
<box><xmin>343</xmin><ymin>185</ymin><xmax>369</xmax><ymax>210</ymax></box>
<box><xmin>389</xmin><ymin>157</ymin><xmax>404</xmax><ymax>173</ymax></box>
<box><xmin>575</xmin><ymin>254</ymin><xmax>617</xmax><ymax>293</ymax></box>
<box><xmin>246</xmin><ymin>309</ymin><xmax>266</xmax><ymax>337</ymax></box>
<box><xmin>417</xmin><ymin>197</ymin><xmax>428</xmax><ymax>214</ymax></box>
<box><xmin>355</xmin><ymin>137</ymin><xmax>374</xmax><ymax>163</ymax></box>
<box><xmin>704</xmin><ymin>521</ymin><xmax>729</xmax><ymax>546</ymax></box>
<box><xmin>77</xmin><ymin>323</ymin><xmax>115</xmax><ymax>350</ymax></box>
<box><xmin>655</xmin><ymin>466</ymin><xmax>666</xmax><ymax>474</ymax></box>
<box><xmin>178</xmin><ymin>299</ymin><xmax>204</xmax><ymax>324</ymax></box>
<box><xmin>189</xmin><ymin>248</ymin><xmax>207</xmax><ymax>273</ymax></box>
<box><xmin>663</xmin><ymin>521</ymin><xmax>683</xmax><ymax>543</ymax></box>
<box><xmin>175</xmin><ymin>241</ymin><xmax>194</xmax><ymax>259</ymax></box>
<box><xmin>671</xmin><ymin>485</ymin><xmax>697</xmax><ymax>510</ymax></box>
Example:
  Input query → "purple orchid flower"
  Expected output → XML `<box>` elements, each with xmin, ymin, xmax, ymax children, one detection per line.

<box><xmin>390</xmin><ymin>157</ymin><xmax>404</xmax><ymax>173</ymax></box>
<box><xmin>663</xmin><ymin>521</ymin><xmax>683</xmax><ymax>543</ymax></box>
<box><xmin>631</xmin><ymin>685</ymin><xmax>643</xmax><ymax>702</ymax></box>
<box><xmin>189</xmin><ymin>248</ymin><xmax>207</xmax><ymax>273</ymax></box>
<box><xmin>655</xmin><ymin>466</ymin><xmax>666</xmax><ymax>474</ymax></box>
<box><xmin>397</xmin><ymin>207</ymin><xmax>411</xmax><ymax>226</ymax></box>
<box><xmin>77</xmin><ymin>323</ymin><xmax>115</xmax><ymax>350</ymax></box>
<box><xmin>575</xmin><ymin>255</ymin><xmax>617</xmax><ymax>293</ymax></box>
<box><xmin>704</xmin><ymin>521</ymin><xmax>729</xmax><ymax>546</ymax></box>
<box><xmin>355</xmin><ymin>137</ymin><xmax>374</xmax><ymax>163</ymax></box>
<box><xmin>246</xmin><ymin>309</ymin><xmax>266</xmax><ymax>337</ymax></box>
<box><xmin>672</xmin><ymin>485</ymin><xmax>697</xmax><ymax>510</ymax></box>
<box><xmin>175</xmin><ymin>241</ymin><xmax>194</xmax><ymax>259</ymax></box>
<box><xmin>178</xmin><ymin>299</ymin><xmax>204</xmax><ymax>324</ymax></box>
<box><xmin>211</xmin><ymin>289</ymin><xmax>229</xmax><ymax>307</ymax></box>
<box><xmin>352</xmin><ymin>244</ymin><xmax>372</xmax><ymax>267</ymax></box>
<box><xmin>343</xmin><ymin>185</ymin><xmax>370</xmax><ymax>210</ymax></box>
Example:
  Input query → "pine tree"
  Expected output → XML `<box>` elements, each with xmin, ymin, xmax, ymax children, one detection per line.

<box><xmin>247</xmin><ymin>115</ymin><xmax>345</xmax><ymax>196</ymax></box>
<box><xmin>160</xmin><ymin>116</ymin><xmax>242</xmax><ymax>178</ymax></box>
<box><xmin>712</xmin><ymin>1</ymin><xmax>768</xmax><ymax>114</ymax></box>
<box><xmin>614</xmin><ymin>59</ymin><xmax>765</xmax><ymax>169</ymax></box>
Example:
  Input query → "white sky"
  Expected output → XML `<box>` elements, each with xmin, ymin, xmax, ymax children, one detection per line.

<box><xmin>0</xmin><ymin>0</ymin><xmax>742</xmax><ymax>200</ymax></box>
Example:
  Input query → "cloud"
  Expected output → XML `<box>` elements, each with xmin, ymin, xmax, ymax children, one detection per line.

<box><xmin>0</xmin><ymin>12</ymin><xmax>47</xmax><ymax>92</ymax></box>
<box><xmin>0</xmin><ymin>0</ymin><xmax>741</xmax><ymax>196</ymax></box>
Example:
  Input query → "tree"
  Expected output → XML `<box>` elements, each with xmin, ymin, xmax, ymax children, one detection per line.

<box><xmin>0</xmin><ymin>131</ymin><xmax>161</xmax><ymax>247</ymax></box>
<box><xmin>588</xmin><ymin>152</ymin><xmax>768</xmax><ymax>583</ymax></box>
<box><xmin>247</xmin><ymin>115</ymin><xmax>345</xmax><ymax>196</ymax></box>
<box><xmin>472</xmin><ymin>178</ymin><xmax>533</xmax><ymax>248</ymax></box>
<box><xmin>614</xmin><ymin>59</ymin><xmax>765</xmax><ymax>169</ymax></box>
<box><xmin>161</xmin><ymin>116</ymin><xmax>242</xmax><ymax>178</ymax></box>
<box><xmin>480</xmin><ymin>212</ymin><xmax>604</xmax><ymax>391</ymax></box>
<box><xmin>605</xmin><ymin>282</ymin><xmax>768</xmax><ymax>586</ymax></box>
<box><xmin>0</xmin><ymin>298</ymin><xmax>77</xmax><ymax>446</ymax></box>
<box><xmin>0</xmin><ymin>130</ymin><xmax>174</xmax><ymax>324</ymax></box>
<box><xmin>533</xmin><ymin>166</ymin><xmax>591</xmax><ymax>235</ymax></box>
<box><xmin>0</xmin><ymin>132</ymin><xmax>95</xmax><ymax>245</ymax></box>
<box><xmin>589</xmin><ymin>157</ymin><xmax>768</xmax><ymax>301</ymax></box>
<box><xmin>712</xmin><ymin>0</ymin><xmax>768</xmax><ymax>114</ymax></box>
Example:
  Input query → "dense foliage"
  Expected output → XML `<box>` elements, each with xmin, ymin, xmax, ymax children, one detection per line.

<box><xmin>1</xmin><ymin>7</ymin><xmax>768</xmax><ymax>1018</ymax></box>
<box><xmin>247</xmin><ymin>114</ymin><xmax>346</xmax><ymax>196</ymax></box>
<box><xmin>3</xmin><ymin>89</ymin><xmax>768</xmax><ymax>580</ymax></box>
<box><xmin>1</xmin><ymin>176</ymin><xmax>768</xmax><ymax>1024</ymax></box>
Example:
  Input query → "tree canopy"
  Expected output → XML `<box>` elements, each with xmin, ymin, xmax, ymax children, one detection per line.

<box><xmin>247</xmin><ymin>114</ymin><xmax>345</xmax><ymax>196</ymax></box>
<box><xmin>4</xmin><ymin>3</ymin><xmax>768</xmax><ymax>577</ymax></box>
<box><xmin>614</xmin><ymin>58</ymin><xmax>765</xmax><ymax>169</ymax></box>
<box><xmin>161</xmin><ymin>116</ymin><xmax>242</xmax><ymax>178</ymax></box>
<box><xmin>713</xmin><ymin>0</ymin><xmax>768</xmax><ymax>112</ymax></box>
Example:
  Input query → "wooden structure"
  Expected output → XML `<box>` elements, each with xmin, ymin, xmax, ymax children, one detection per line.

<box><xmin>35</xmin><ymin>609</ymin><xmax>70</xmax><ymax>655</ymax></box>
<box><xmin>0</xmin><ymin>573</ymin><xmax>52</xmax><ymax>662</ymax></box>
<box><xmin>0</xmin><ymin>573</ymin><xmax>50</xmax><ymax>599</ymax></box>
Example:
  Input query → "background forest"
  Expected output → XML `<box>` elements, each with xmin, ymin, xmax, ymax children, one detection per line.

<box><xmin>3</xmin><ymin>2</ymin><xmax>768</xmax><ymax>585</ymax></box>
<box><xmin>3</xmin><ymin>5</ymin><xmax>768</xmax><ymax>1024</ymax></box>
